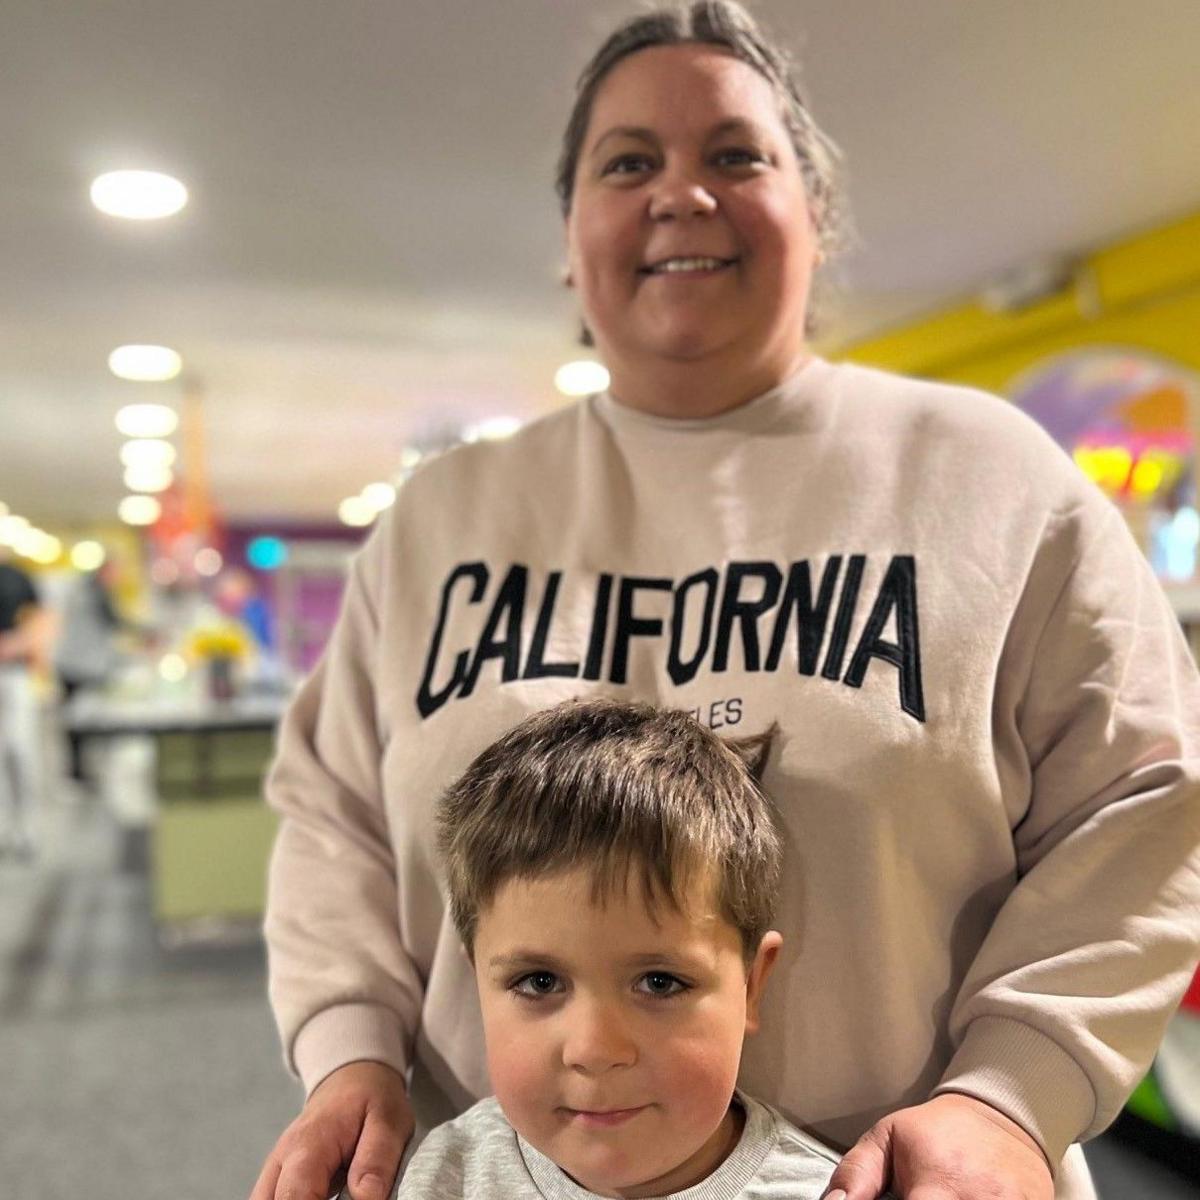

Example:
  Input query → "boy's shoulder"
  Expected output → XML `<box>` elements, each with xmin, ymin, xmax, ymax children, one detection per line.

<box><xmin>394</xmin><ymin>1091</ymin><xmax>861</xmax><ymax>1200</ymax></box>
<box><xmin>393</xmin><ymin>1097</ymin><xmax>538</xmax><ymax>1199</ymax></box>
<box><xmin>728</xmin><ymin>1092</ymin><xmax>840</xmax><ymax>1197</ymax></box>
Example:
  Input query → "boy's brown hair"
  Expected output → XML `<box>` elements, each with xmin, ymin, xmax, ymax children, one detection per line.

<box><xmin>437</xmin><ymin>698</ymin><xmax>782</xmax><ymax>963</ymax></box>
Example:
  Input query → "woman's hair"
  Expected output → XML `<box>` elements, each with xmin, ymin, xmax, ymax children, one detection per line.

<box><xmin>556</xmin><ymin>0</ymin><xmax>849</xmax><ymax>263</ymax></box>
<box><xmin>437</xmin><ymin>698</ymin><xmax>782</xmax><ymax>963</ymax></box>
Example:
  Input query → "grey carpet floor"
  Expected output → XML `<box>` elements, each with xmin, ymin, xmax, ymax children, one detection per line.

<box><xmin>2</xmin><ymin>786</ymin><xmax>1196</xmax><ymax>1200</ymax></box>
<box><xmin>0</xmin><ymin>791</ymin><xmax>300</xmax><ymax>1200</ymax></box>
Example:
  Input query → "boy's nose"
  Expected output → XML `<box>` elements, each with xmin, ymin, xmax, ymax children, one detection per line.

<box><xmin>561</xmin><ymin>999</ymin><xmax>638</xmax><ymax>1074</ymax></box>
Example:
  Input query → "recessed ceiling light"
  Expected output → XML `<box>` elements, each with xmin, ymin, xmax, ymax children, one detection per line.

<box><xmin>118</xmin><ymin>495</ymin><xmax>162</xmax><ymax>526</ymax></box>
<box><xmin>463</xmin><ymin>416</ymin><xmax>521</xmax><ymax>443</ymax></box>
<box><xmin>70</xmin><ymin>541</ymin><xmax>106</xmax><ymax>571</ymax></box>
<box><xmin>27</xmin><ymin>534</ymin><xmax>63</xmax><ymax>565</ymax></box>
<box><xmin>361</xmin><ymin>482</ymin><xmax>397</xmax><ymax>512</ymax></box>
<box><xmin>555</xmin><ymin>360</ymin><xmax>610</xmax><ymax>397</ymax></box>
<box><xmin>109</xmin><ymin>344</ymin><xmax>182</xmax><ymax>382</ymax></box>
<box><xmin>338</xmin><ymin>496</ymin><xmax>376</xmax><ymax>527</ymax></box>
<box><xmin>90</xmin><ymin>170</ymin><xmax>188</xmax><ymax>220</ymax></box>
<box><xmin>115</xmin><ymin>403</ymin><xmax>179</xmax><ymax>438</ymax></box>
<box><xmin>0</xmin><ymin>514</ymin><xmax>29</xmax><ymax>546</ymax></box>
<box><xmin>123</xmin><ymin>463</ymin><xmax>174</xmax><ymax>493</ymax></box>
<box><xmin>120</xmin><ymin>439</ymin><xmax>177</xmax><ymax>470</ymax></box>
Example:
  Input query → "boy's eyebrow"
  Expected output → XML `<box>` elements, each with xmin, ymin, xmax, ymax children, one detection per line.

<box><xmin>624</xmin><ymin>950</ymin><xmax>709</xmax><ymax>970</ymax></box>
<box><xmin>486</xmin><ymin>950</ymin><xmax>569</xmax><ymax>972</ymax></box>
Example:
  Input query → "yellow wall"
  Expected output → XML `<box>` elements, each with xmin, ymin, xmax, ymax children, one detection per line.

<box><xmin>831</xmin><ymin>208</ymin><xmax>1200</xmax><ymax>407</ymax></box>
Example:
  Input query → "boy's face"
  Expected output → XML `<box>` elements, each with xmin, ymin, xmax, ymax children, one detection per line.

<box><xmin>473</xmin><ymin>865</ymin><xmax>781</xmax><ymax>1198</ymax></box>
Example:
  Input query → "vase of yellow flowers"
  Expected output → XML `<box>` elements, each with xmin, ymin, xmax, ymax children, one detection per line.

<box><xmin>188</xmin><ymin>623</ymin><xmax>250</xmax><ymax>703</ymax></box>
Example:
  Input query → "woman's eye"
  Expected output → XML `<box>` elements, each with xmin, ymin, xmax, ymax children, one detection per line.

<box><xmin>512</xmin><ymin>971</ymin><xmax>562</xmax><ymax>997</ymax></box>
<box><xmin>603</xmin><ymin>154</ymin><xmax>654</xmax><ymax>176</ymax></box>
<box><xmin>716</xmin><ymin>147</ymin><xmax>766</xmax><ymax>167</ymax></box>
<box><xmin>637</xmin><ymin>971</ymin><xmax>688</xmax><ymax>997</ymax></box>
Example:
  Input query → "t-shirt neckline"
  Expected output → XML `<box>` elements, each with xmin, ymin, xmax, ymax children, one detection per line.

<box><xmin>518</xmin><ymin>1090</ymin><xmax>779</xmax><ymax>1200</ymax></box>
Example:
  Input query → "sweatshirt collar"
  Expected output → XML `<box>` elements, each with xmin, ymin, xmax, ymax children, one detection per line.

<box><xmin>591</xmin><ymin>356</ymin><xmax>838</xmax><ymax>437</ymax></box>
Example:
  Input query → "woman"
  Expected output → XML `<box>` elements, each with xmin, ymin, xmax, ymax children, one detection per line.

<box><xmin>251</xmin><ymin>5</ymin><xmax>1200</xmax><ymax>1199</ymax></box>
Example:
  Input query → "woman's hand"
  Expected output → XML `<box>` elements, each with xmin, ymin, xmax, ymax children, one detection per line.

<box><xmin>822</xmin><ymin>1093</ymin><xmax>1055</xmax><ymax>1200</ymax></box>
<box><xmin>249</xmin><ymin>1060</ymin><xmax>413</xmax><ymax>1200</ymax></box>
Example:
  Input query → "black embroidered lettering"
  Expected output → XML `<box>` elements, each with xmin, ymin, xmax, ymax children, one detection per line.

<box><xmin>667</xmin><ymin>568</ymin><xmax>719</xmax><ymax>686</ymax></box>
<box><xmin>765</xmin><ymin>557</ymin><xmax>842</xmax><ymax>674</ymax></box>
<box><xmin>821</xmin><ymin>554</ymin><xmax>865</xmax><ymax>681</ymax></box>
<box><xmin>460</xmin><ymin>564</ymin><xmax>529</xmax><ymax>698</ymax></box>
<box><xmin>522</xmin><ymin>571</ymin><xmax>581</xmax><ymax>680</ymax></box>
<box><xmin>844</xmin><ymin>556</ymin><xmax>925</xmax><ymax>722</ymax></box>
<box><xmin>610</xmin><ymin>576</ymin><xmax>672</xmax><ymax>685</ymax></box>
<box><xmin>713</xmin><ymin>562</ymin><xmax>782</xmax><ymax>672</ymax></box>
<box><xmin>416</xmin><ymin>562</ymin><xmax>489</xmax><ymax>718</ymax></box>
<box><xmin>582</xmin><ymin>574</ymin><xmax>613</xmax><ymax>681</ymax></box>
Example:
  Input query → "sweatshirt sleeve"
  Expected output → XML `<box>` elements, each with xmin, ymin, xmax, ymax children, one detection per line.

<box><xmin>933</xmin><ymin>490</ymin><xmax>1200</xmax><ymax>1168</ymax></box>
<box><xmin>264</xmin><ymin>522</ymin><xmax>424</xmax><ymax>1096</ymax></box>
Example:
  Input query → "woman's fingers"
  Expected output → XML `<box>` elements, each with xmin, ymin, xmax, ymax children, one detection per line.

<box><xmin>248</xmin><ymin>1061</ymin><xmax>413</xmax><ymax>1200</ymax></box>
<box><xmin>263</xmin><ymin>1130</ymin><xmax>353</xmax><ymax>1200</ymax></box>
<box><xmin>344</xmin><ymin>1107</ymin><xmax>410</xmax><ymax>1200</ymax></box>
<box><xmin>822</xmin><ymin>1119</ymin><xmax>891</xmax><ymax>1200</ymax></box>
<box><xmin>248</xmin><ymin>1154</ymin><xmax>282</xmax><ymax>1200</ymax></box>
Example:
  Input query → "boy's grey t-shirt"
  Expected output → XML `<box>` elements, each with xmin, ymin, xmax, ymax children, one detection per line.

<box><xmin>393</xmin><ymin>1090</ymin><xmax>839</xmax><ymax>1199</ymax></box>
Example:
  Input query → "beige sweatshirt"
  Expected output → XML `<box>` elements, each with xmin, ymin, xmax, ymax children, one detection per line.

<box><xmin>264</xmin><ymin>357</ymin><xmax>1200</xmax><ymax>1200</ymax></box>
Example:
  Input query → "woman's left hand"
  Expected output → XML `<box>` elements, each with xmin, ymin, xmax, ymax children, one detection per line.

<box><xmin>822</xmin><ymin>1093</ymin><xmax>1055</xmax><ymax>1200</ymax></box>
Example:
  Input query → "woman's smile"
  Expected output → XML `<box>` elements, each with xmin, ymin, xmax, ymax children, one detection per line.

<box><xmin>638</xmin><ymin>255</ymin><xmax>739</xmax><ymax>277</ymax></box>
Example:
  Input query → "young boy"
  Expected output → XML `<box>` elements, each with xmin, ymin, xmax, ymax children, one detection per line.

<box><xmin>395</xmin><ymin>698</ymin><xmax>841</xmax><ymax>1199</ymax></box>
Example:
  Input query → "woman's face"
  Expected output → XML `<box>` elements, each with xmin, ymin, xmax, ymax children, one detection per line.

<box><xmin>565</xmin><ymin>43</ymin><xmax>818</xmax><ymax>377</ymax></box>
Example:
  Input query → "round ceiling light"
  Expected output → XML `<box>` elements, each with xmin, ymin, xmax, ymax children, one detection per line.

<box><xmin>463</xmin><ymin>416</ymin><xmax>521</xmax><ymax>443</ymax></box>
<box><xmin>118</xmin><ymin>495</ymin><xmax>162</xmax><ymax>526</ymax></box>
<box><xmin>90</xmin><ymin>170</ymin><xmax>188</xmax><ymax>220</ymax></box>
<box><xmin>338</xmin><ymin>496</ymin><xmax>376</xmax><ymax>527</ymax></box>
<box><xmin>123</xmin><ymin>463</ymin><xmax>174</xmax><ymax>493</ymax></box>
<box><xmin>109</xmin><ymin>344</ymin><xmax>182</xmax><ymax>382</ymax></box>
<box><xmin>70</xmin><ymin>540</ymin><xmax>106</xmax><ymax>571</ymax></box>
<box><xmin>361</xmin><ymin>482</ymin><xmax>397</xmax><ymax>512</ymax></box>
<box><xmin>120</xmin><ymin>439</ymin><xmax>177</xmax><ymax>470</ymax></box>
<box><xmin>554</xmin><ymin>360</ymin><xmax>610</xmax><ymax>397</ymax></box>
<box><xmin>115</xmin><ymin>403</ymin><xmax>179</xmax><ymax>438</ymax></box>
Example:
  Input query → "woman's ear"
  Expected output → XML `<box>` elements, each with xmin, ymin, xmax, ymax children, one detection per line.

<box><xmin>744</xmin><ymin>930</ymin><xmax>783</xmax><ymax>1035</ymax></box>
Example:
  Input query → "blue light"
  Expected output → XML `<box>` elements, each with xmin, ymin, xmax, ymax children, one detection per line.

<box><xmin>247</xmin><ymin>536</ymin><xmax>288</xmax><ymax>571</ymax></box>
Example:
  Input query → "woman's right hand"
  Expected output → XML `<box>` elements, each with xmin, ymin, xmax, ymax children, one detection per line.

<box><xmin>250</xmin><ymin>1060</ymin><xmax>414</xmax><ymax>1200</ymax></box>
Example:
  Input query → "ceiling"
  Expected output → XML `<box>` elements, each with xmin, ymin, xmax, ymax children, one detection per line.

<box><xmin>5</xmin><ymin>0</ymin><xmax>1200</xmax><ymax>526</ymax></box>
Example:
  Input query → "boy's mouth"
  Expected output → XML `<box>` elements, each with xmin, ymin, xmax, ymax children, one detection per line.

<box><xmin>564</xmin><ymin>1105</ymin><xmax>648</xmax><ymax>1127</ymax></box>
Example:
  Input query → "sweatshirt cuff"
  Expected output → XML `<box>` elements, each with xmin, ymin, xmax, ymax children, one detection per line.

<box><xmin>933</xmin><ymin>1015</ymin><xmax>1096</xmax><ymax>1171</ymax></box>
<box><xmin>292</xmin><ymin>1002</ymin><xmax>411</xmax><ymax>1097</ymax></box>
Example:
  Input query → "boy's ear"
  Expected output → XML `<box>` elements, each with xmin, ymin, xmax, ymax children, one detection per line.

<box><xmin>744</xmin><ymin>930</ymin><xmax>783</xmax><ymax>1035</ymax></box>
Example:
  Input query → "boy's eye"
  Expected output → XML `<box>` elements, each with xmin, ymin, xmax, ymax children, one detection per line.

<box><xmin>636</xmin><ymin>971</ymin><xmax>688</xmax><ymax>998</ymax></box>
<box><xmin>512</xmin><ymin>971</ymin><xmax>563</xmax><ymax>997</ymax></box>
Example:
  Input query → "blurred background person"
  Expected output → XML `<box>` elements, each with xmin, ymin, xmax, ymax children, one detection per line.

<box><xmin>54</xmin><ymin>555</ymin><xmax>127</xmax><ymax>788</ymax></box>
<box><xmin>0</xmin><ymin>543</ymin><xmax>52</xmax><ymax>858</ymax></box>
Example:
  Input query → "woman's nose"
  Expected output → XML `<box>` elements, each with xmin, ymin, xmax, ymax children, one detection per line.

<box><xmin>647</xmin><ymin>167</ymin><xmax>718</xmax><ymax>221</ymax></box>
<box><xmin>561</xmin><ymin>999</ymin><xmax>638</xmax><ymax>1073</ymax></box>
